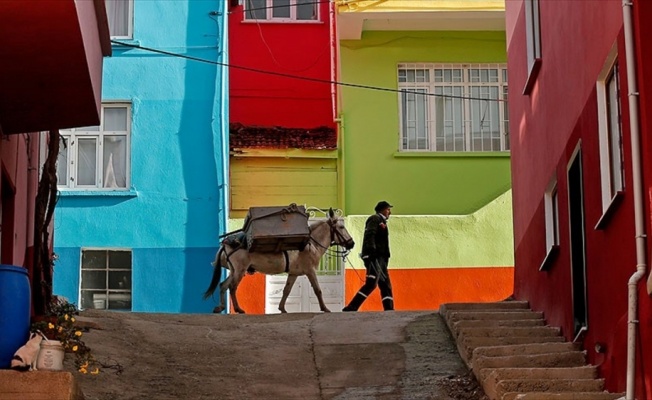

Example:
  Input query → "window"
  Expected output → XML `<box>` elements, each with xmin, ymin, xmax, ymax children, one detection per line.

<box><xmin>398</xmin><ymin>63</ymin><xmax>509</xmax><ymax>152</ymax></box>
<box><xmin>244</xmin><ymin>0</ymin><xmax>318</xmax><ymax>22</ymax></box>
<box><xmin>523</xmin><ymin>0</ymin><xmax>541</xmax><ymax>93</ymax></box>
<box><xmin>596</xmin><ymin>46</ymin><xmax>624</xmax><ymax>219</ymax></box>
<box><xmin>106</xmin><ymin>0</ymin><xmax>133</xmax><ymax>39</ymax></box>
<box><xmin>58</xmin><ymin>104</ymin><xmax>131</xmax><ymax>190</ymax></box>
<box><xmin>80</xmin><ymin>249</ymin><xmax>132</xmax><ymax>311</ymax></box>
<box><xmin>541</xmin><ymin>176</ymin><xmax>560</xmax><ymax>270</ymax></box>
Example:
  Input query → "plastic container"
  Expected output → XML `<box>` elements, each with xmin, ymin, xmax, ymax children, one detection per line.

<box><xmin>36</xmin><ymin>340</ymin><xmax>64</xmax><ymax>371</ymax></box>
<box><xmin>0</xmin><ymin>265</ymin><xmax>31</xmax><ymax>369</ymax></box>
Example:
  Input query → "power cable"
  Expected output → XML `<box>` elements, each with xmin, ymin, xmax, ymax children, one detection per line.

<box><xmin>110</xmin><ymin>40</ymin><xmax>506</xmax><ymax>103</ymax></box>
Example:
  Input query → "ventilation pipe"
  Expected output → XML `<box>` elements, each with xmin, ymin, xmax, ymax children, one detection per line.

<box><xmin>621</xmin><ymin>0</ymin><xmax>646</xmax><ymax>398</ymax></box>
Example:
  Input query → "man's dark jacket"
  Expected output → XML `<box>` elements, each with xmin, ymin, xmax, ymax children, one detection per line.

<box><xmin>361</xmin><ymin>214</ymin><xmax>390</xmax><ymax>259</ymax></box>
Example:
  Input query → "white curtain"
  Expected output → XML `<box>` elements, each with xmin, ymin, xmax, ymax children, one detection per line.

<box><xmin>106</xmin><ymin>0</ymin><xmax>129</xmax><ymax>37</ymax></box>
<box><xmin>103</xmin><ymin>137</ymin><xmax>127</xmax><ymax>188</ymax></box>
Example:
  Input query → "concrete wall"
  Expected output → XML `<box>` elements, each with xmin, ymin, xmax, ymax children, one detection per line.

<box><xmin>53</xmin><ymin>0</ymin><xmax>229</xmax><ymax>313</ymax></box>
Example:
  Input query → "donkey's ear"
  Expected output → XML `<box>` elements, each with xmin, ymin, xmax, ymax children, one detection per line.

<box><xmin>328</xmin><ymin>208</ymin><xmax>335</xmax><ymax>218</ymax></box>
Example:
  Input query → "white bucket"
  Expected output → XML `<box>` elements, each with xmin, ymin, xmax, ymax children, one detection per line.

<box><xmin>93</xmin><ymin>299</ymin><xmax>106</xmax><ymax>309</ymax></box>
<box><xmin>37</xmin><ymin>341</ymin><xmax>65</xmax><ymax>371</ymax></box>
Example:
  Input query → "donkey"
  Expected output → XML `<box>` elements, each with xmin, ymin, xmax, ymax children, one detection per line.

<box><xmin>203</xmin><ymin>208</ymin><xmax>355</xmax><ymax>314</ymax></box>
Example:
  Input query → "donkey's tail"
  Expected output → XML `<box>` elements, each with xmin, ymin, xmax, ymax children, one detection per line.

<box><xmin>203</xmin><ymin>247</ymin><xmax>225</xmax><ymax>300</ymax></box>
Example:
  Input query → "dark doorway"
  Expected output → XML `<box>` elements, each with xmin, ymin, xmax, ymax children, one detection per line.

<box><xmin>568</xmin><ymin>146</ymin><xmax>588</xmax><ymax>338</ymax></box>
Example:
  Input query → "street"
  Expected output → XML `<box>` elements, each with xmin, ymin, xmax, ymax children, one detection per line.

<box><xmin>72</xmin><ymin>310</ymin><xmax>486</xmax><ymax>400</ymax></box>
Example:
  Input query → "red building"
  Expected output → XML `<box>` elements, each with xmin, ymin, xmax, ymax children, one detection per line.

<box><xmin>226</xmin><ymin>1</ymin><xmax>338</xmax><ymax>313</ymax></box>
<box><xmin>0</xmin><ymin>1</ymin><xmax>110</xmax><ymax>314</ymax></box>
<box><xmin>506</xmin><ymin>0</ymin><xmax>651</xmax><ymax>397</ymax></box>
<box><xmin>228</xmin><ymin>0</ymin><xmax>336</xmax><ymax>128</ymax></box>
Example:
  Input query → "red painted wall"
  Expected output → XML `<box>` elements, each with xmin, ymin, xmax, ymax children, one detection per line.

<box><xmin>0</xmin><ymin>133</ymin><xmax>40</xmax><ymax>272</ymax></box>
<box><xmin>633</xmin><ymin>1</ymin><xmax>652</xmax><ymax>396</ymax></box>
<box><xmin>228</xmin><ymin>2</ymin><xmax>335</xmax><ymax>129</ymax></box>
<box><xmin>507</xmin><ymin>0</ymin><xmax>650</xmax><ymax>395</ymax></box>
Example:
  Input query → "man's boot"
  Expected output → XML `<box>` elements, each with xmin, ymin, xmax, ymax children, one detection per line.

<box><xmin>382</xmin><ymin>296</ymin><xmax>394</xmax><ymax>311</ymax></box>
<box><xmin>342</xmin><ymin>292</ymin><xmax>367</xmax><ymax>311</ymax></box>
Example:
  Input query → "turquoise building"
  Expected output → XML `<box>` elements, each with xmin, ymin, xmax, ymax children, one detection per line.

<box><xmin>53</xmin><ymin>0</ymin><xmax>228</xmax><ymax>313</ymax></box>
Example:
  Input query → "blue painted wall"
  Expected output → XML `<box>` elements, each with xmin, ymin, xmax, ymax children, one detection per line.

<box><xmin>54</xmin><ymin>0</ymin><xmax>229</xmax><ymax>313</ymax></box>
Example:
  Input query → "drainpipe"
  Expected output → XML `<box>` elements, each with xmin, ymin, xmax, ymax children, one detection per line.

<box><xmin>621</xmin><ymin>0</ymin><xmax>646</xmax><ymax>398</ymax></box>
<box><xmin>330</xmin><ymin>0</ymin><xmax>337</xmax><ymax>123</ymax></box>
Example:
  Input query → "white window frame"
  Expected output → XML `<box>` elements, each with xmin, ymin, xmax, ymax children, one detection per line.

<box><xmin>596</xmin><ymin>44</ymin><xmax>624</xmax><ymax>221</ymax></box>
<box><xmin>58</xmin><ymin>103</ymin><xmax>131</xmax><ymax>191</ymax></box>
<box><xmin>541</xmin><ymin>175</ymin><xmax>560</xmax><ymax>271</ymax></box>
<box><xmin>243</xmin><ymin>0</ymin><xmax>320</xmax><ymax>22</ymax></box>
<box><xmin>523</xmin><ymin>0</ymin><xmax>541</xmax><ymax>93</ymax></box>
<box><xmin>397</xmin><ymin>63</ymin><xmax>509</xmax><ymax>153</ymax></box>
<box><xmin>79</xmin><ymin>248</ymin><xmax>132</xmax><ymax>311</ymax></box>
<box><xmin>106</xmin><ymin>0</ymin><xmax>134</xmax><ymax>39</ymax></box>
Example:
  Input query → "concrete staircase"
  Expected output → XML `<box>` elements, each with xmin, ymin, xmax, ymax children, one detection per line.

<box><xmin>439</xmin><ymin>301</ymin><xmax>624</xmax><ymax>400</ymax></box>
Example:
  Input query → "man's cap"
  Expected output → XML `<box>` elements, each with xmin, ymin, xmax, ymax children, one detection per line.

<box><xmin>374</xmin><ymin>201</ymin><xmax>393</xmax><ymax>212</ymax></box>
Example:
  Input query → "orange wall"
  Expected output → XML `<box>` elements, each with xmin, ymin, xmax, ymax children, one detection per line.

<box><xmin>345</xmin><ymin>267</ymin><xmax>514</xmax><ymax>311</ymax></box>
<box><xmin>229</xmin><ymin>267</ymin><xmax>514</xmax><ymax>314</ymax></box>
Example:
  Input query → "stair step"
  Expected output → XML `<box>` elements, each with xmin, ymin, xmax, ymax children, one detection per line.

<box><xmin>440</xmin><ymin>301</ymin><xmax>530</xmax><ymax>313</ymax></box>
<box><xmin>481</xmin><ymin>367</ymin><xmax>598</xmax><ymax>390</ymax></box>
<box><xmin>472</xmin><ymin>343</ymin><xmax>580</xmax><ymax>360</ymax></box>
<box><xmin>474</xmin><ymin>352</ymin><xmax>588</xmax><ymax>382</ymax></box>
<box><xmin>448</xmin><ymin>311</ymin><xmax>545</xmax><ymax>323</ymax></box>
<box><xmin>510</xmin><ymin>392</ymin><xmax>625</xmax><ymax>400</ymax></box>
<box><xmin>458</xmin><ymin>336</ymin><xmax>567</xmax><ymax>366</ymax></box>
<box><xmin>494</xmin><ymin>379</ymin><xmax>605</xmax><ymax>400</ymax></box>
<box><xmin>458</xmin><ymin>326</ymin><xmax>561</xmax><ymax>338</ymax></box>
<box><xmin>451</xmin><ymin>319</ymin><xmax>545</xmax><ymax>338</ymax></box>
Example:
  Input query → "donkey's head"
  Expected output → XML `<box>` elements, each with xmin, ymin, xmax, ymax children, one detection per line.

<box><xmin>327</xmin><ymin>208</ymin><xmax>355</xmax><ymax>250</ymax></box>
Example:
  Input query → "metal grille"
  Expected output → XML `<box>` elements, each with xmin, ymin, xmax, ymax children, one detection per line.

<box><xmin>306</xmin><ymin>206</ymin><xmax>344</xmax><ymax>276</ymax></box>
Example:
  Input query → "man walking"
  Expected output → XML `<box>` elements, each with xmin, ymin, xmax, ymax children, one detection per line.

<box><xmin>343</xmin><ymin>201</ymin><xmax>394</xmax><ymax>311</ymax></box>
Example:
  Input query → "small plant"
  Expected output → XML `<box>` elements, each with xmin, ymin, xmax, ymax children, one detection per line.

<box><xmin>31</xmin><ymin>296</ymin><xmax>100</xmax><ymax>374</ymax></box>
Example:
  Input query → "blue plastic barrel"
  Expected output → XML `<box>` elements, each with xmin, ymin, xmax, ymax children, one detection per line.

<box><xmin>0</xmin><ymin>265</ymin><xmax>31</xmax><ymax>369</ymax></box>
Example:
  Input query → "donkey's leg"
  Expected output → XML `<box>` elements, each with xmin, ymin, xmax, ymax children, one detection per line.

<box><xmin>213</xmin><ymin>273</ymin><xmax>232</xmax><ymax>313</ymax></box>
<box><xmin>229</xmin><ymin>269</ymin><xmax>247</xmax><ymax>314</ymax></box>
<box><xmin>306</xmin><ymin>270</ymin><xmax>330</xmax><ymax>313</ymax></box>
<box><xmin>278</xmin><ymin>274</ymin><xmax>298</xmax><ymax>313</ymax></box>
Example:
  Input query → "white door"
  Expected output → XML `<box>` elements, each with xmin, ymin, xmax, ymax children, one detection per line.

<box><xmin>265</xmin><ymin>208</ymin><xmax>345</xmax><ymax>314</ymax></box>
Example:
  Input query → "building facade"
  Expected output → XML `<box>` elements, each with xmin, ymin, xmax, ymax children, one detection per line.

<box><xmin>336</xmin><ymin>0</ymin><xmax>514</xmax><ymax>311</ymax></box>
<box><xmin>506</xmin><ymin>0</ymin><xmax>651</xmax><ymax>396</ymax></box>
<box><xmin>225</xmin><ymin>0</ymin><xmax>338</xmax><ymax>313</ymax></box>
<box><xmin>0</xmin><ymin>0</ymin><xmax>110</xmax><ymax>314</ymax></box>
<box><xmin>53</xmin><ymin>0</ymin><xmax>229</xmax><ymax>313</ymax></box>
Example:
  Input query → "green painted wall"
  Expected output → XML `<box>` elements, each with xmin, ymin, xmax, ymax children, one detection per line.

<box><xmin>345</xmin><ymin>190</ymin><xmax>514</xmax><ymax>269</ymax></box>
<box><xmin>340</xmin><ymin>31</ymin><xmax>510</xmax><ymax>216</ymax></box>
<box><xmin>227</xmin><ymin>190</ymin><xmax>513</xmax><ymax>270</ymax></box>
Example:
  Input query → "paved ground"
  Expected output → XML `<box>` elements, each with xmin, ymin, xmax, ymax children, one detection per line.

<box><xmin>70</xmin><ymin>310</ymin><xmax>487</xmax><ymax>400</ymax></box>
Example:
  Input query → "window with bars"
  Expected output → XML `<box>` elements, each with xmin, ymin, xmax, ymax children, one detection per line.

<box><xmin>57</xmin><ymin>104</ymin><xmax>131</xmax><ymax>190</ymax></box>
<box><xmin>244</xmin><ymin>0</ymin><xmax>318</xmax><ymax>22</ymax></box>
<box><xmin>106</xmin><ymin>0</ymin><xmax>133</xmax><ymax>39</ymax></box>
<box><xmin>398</xmin><ymin>64</ymin><xmax>509</xmax><ymax>152</ymax></box>
<box><xmin>80</xmin><ymin>249</ymin><xmax>132</xmax><ymax>311</ymax></box>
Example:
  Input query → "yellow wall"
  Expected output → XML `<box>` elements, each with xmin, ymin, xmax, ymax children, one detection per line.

<box><xmin>230</xmin><ymin>152</ymin><xmax>338</xmax><ymax>218</ymax></box>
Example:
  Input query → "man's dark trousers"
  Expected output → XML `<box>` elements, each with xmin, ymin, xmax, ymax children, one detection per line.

<box><xmin>343</xmin><ymin>257</ymin><xmax>394</xmax><ymax>311</ymax></box>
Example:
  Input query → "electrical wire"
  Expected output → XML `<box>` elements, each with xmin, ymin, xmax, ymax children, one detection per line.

<box><xmin>110</xmin><ymin>40</ymin><xmax>506</xmax><ymax>103</ymax></box>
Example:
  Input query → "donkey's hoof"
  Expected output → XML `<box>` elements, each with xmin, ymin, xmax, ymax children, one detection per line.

<box><xmin>213</xmin><ymin>306</ymin><xmax>225</xmax><ymax>313</ymax></box>
<box><xmin>322</xmin><ymin>308</ymin><xmax>331</xmax><ymax>313</ymax></box>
